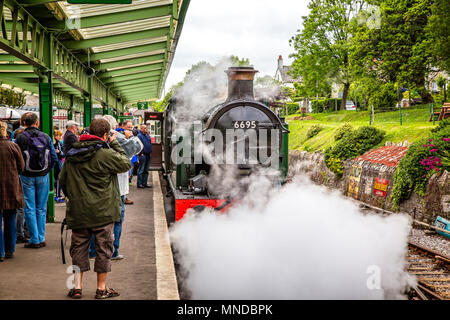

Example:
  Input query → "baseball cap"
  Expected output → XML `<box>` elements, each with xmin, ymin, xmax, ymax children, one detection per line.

<box><xmin>66</xmin><ymin>120</ymin><xmax>80</xmax><ymax>128</ymax></box>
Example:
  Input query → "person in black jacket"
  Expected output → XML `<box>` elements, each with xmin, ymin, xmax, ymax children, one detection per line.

<box><xmin>137</xmin><ymin>124</ymin><xmax>152</xmax><ymax>188</ymax></box>
<box><xmin>63</xmin><ymin>121</ymin><xmax>80</xmax><ymax>155</ymax></box>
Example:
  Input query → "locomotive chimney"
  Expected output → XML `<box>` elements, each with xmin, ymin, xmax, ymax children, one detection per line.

<box><xmin>225</xmin><ymin>67</ymin><xmax>258</xmax><ymax>101</ymax></box>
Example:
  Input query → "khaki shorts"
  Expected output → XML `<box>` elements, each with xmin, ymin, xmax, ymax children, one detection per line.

<box><xmin>70</xmin><ymin>223</ymin><xmax>114</xmax><ymax>273</ymax></box>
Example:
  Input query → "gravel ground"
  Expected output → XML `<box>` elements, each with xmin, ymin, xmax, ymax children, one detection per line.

<box><xmin>409</xmin><ymin>228</ymin><xmax>450</xmax><ymax>257</ymax></box>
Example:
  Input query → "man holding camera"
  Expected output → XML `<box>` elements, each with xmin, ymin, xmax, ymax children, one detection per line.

<box><xmin>59</xmin><ymin>118</ymin><xmax>131</xmax><ymax>299</ymax></box>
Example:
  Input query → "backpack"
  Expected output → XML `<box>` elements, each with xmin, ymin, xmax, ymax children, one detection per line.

<box><xmin>23</xmin><ymin>130</ymin><xmax>52</xmax><ymax>175</ymax></box>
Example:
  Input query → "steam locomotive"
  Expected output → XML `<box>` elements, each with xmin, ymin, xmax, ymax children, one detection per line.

<box><xmin>146</xmin><ymin>67</ymin><xmax>289</xmax><ymax>223</ymax></box>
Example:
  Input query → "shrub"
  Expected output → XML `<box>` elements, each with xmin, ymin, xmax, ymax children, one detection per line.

<box><xmin>324</xmin><ymin>126</ymin><xmax>385</xmax><ymax>176</ymax></box>
<box><xmin>391</xmin><ymin>121</ymin><xmax>450</xmax><ymax>209</ymax></box>
<box><xmin>334</xmin><ymin>123</ymin><xmax>353</xmax><ymax>141</ymax></box>
<box><xmin>306</xmin><ymin>124</ymin><xmax>323</xmax><ymax>139</ymax></box>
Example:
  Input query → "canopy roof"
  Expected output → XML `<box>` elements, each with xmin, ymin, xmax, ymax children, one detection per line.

<box><xmin>0</xmin><ymin>0</ymin><xmax>190</xmax><ymax>111</ymax></box>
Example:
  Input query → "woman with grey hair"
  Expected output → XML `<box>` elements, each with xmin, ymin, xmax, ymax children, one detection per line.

<box><xmin>0</xmin><ymin>121</ymin><xmax>25</xmax><ymax>260</ymax></box>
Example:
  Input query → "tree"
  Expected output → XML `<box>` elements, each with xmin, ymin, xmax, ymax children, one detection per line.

<box><xmin>290</xmin><ymin>0</ymin><xmax>367</xmax><ymax>110</ymax></box>
<box><xmin>427</xmin><ymin>0</ymin><xmax>450</xmax><ymax>72</ymax></box>
<box><xmin>0</xmin><ymin>87</ymin><xmax>26</xmax><ymax>107</ymax></box>
<box><xmin>352</xmin><ymin>0</ymin><xmax>434</xmax><ymax>103</ymax></box>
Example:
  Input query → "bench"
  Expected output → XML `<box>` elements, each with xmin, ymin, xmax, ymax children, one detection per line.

<box><xmin>429</xmin><ymin>103</ymin><xmax>450</xmax><ymax>121</ymax></box>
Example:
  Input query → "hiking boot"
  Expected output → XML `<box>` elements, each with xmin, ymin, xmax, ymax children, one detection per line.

<box><xmin>5</xmin><ymin>252</ymin><xmax>13</xmax><ymax>259</ymax></box>
<box><xmin>39</xmin><ymin>242</ymin><xmax>46</xmax><ymax>247</ymax></box>
<box><xmin>124</xmin><ymin>198</ymin><xmax>134</xmax><ymax>205</ymax></box>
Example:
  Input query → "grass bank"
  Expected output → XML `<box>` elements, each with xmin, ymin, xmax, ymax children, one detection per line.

<box><xmin>286</xmin><ymin>105</ymin><xmax>437</xmax><ymax>152</ymax></box>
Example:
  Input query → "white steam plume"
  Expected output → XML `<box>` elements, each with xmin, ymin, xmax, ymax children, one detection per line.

<box><xmin>170</xmin><ymin>173</ymin><xmax>414</xmax><ymax>299</ymax></box>
<box><xmin>173</xmin><ymin>58</ymin><xmax>232</xmax><ymax>122</ymax></box>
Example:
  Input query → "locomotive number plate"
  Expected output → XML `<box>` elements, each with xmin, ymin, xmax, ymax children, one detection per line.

<box><xmin>232</xmin><ymin>121</ymin><xmax>258</xmax><ymax>129</ymax></box>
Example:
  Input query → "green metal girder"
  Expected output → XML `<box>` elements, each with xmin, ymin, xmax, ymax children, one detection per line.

<box><xmin>0</xmin><ymin>72</ymin><xmax>37</xmax><ymax>78</ymax></box>
<box><xmin>99</xmin><ymin>63</ymin><xmax>163</xmax><ymax>78</ymax></box>
<box><xmin>123</xmin><ymin>94</ymin><xmax>157</xmax><ymax>101</ymax></box>
<box><xmin>0</xmin><ymin>54</ymin><xmax>23</xmax><ymax>62</ymax></box>
<box><xmin>109</xmin><ymin>76</ymin><xmax>160</xmax><ymax>88</ymax></box>
<box><xmin>0</xmin><ymin>64</ymin><xmax>34</xmax><ymax>71</ymax></box>
<box><xmin>118</xmin><ymin>86</ymin><xmax>158</xmax><ymax>93</ymax></box>
<box><xmin>94</xmin><ymin>53</ymin><xmax>164</xmax><ymax>71</ymax></box>
<box><xmin>63</xmin><ymin>27</ymin><xmax>169</xmax><ymax>50</ymax></box>
<box><xmin>45</xmin><ymin>4</ymin><xmax>172</xmax><ymax>30</ymax></box>
<box><xmin>119</xmin><ymin>88</ymin><xmax>158</xmax><ymax>95</ymax></box>
<box><xmin>19</xmin><ymin>0</ymin><xmax>58</xmax><ymax>5</ymax></box>
<box><xmin>119</xmin><ymin>90</ymin><xmax>158</xmax><ymax>97</ymax></box>
<box><xmin>79</xmin><ymin>42</ymin><xmax>166</xmax><ymax>62</ymax></box>
<box><xmin>113</xmin><ymin>83</ymin><xmax>159</xmax><ymax>93</ymax></box>
<box><xmin>102</xmin><ymin>71</ymin><xmax>161</xmax><ymax>84</ymax></box>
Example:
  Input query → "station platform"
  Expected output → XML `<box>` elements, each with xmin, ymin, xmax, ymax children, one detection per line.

<box><xmin>0</xmin><ymin>172</ymin><xmax>178</xmax><ymax>300</ymax></box>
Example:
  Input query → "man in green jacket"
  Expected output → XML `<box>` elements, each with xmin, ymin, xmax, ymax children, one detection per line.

<box><xmin>59</xmin><ymin>118</ymin><xmax>131</xmax><ymax>299</ymax></box>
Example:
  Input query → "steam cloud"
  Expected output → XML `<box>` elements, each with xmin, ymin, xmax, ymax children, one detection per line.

<box><xmin>170</xmin><ymin>172</ymin><xmax>414</xmax><ymax>299</ymax></box>
<box><xmin>169</xmin><ymin>57</ymin><xmax>413</xmax><ymax>299</ymax></box>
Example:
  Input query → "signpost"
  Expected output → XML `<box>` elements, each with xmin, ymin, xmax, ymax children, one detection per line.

<box><xmin>137</xmin><ymin>101</ymin><xmax>149</xmax><ymax>110</ymax></box>
<box><xmin>118</xmin><ymin>115</ymin><xmax>133</xmax><ymax>122</ymax></box>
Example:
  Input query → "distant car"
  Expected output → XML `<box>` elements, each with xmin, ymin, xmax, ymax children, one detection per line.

<box><xmin>345</xmin><ymin>100</ymin><xmax>356</xmax><ymax>111</ymax></box>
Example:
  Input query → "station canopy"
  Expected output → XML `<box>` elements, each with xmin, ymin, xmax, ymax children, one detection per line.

<box><xmin>0</xmin><ymin>0</ymin><xmax>190</xmax><ymax>112</ymax></box>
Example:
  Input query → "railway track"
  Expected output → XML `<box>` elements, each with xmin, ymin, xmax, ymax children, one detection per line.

<box><xmin>407</xmin><ymin>241</ymin><xmax>450</xmax><ymax>300</ymax></box>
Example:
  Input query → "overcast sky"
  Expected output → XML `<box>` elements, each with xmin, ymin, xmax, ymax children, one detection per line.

<box><xmin>164</xmin><ymin>0</ymin><xmax>310</xmax><ymax>94</ymax></box>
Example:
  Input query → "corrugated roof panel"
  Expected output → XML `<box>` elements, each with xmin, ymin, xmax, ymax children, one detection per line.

<box><xmin>61</xmin><ymin>0</ymin><xmax>172</xmax><ymax>19</ymax></box>
<box><xmin>100</xmin><ymin>49</ymin><xmax>166</xmax><ymax>63</ymax></box>
<box><xmin>106</xmin><ymin>60</ymin><xmax>164</xmax><ymax>71</ymax></box>
<box><xmin>91</xmin><ymin>37</ymin><xmax>167</xmax><ymax>53</ymax></box>
<box><xmin>78</xmin><ymin>16</ymin><xmax>170</xmax><ymax>39</ymax></box>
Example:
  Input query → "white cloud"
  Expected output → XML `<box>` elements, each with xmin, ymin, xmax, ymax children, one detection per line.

<box><xmin>163</xmin><ymin>0</ymin><xmax>310</xmax><ymax>95</ymax></box>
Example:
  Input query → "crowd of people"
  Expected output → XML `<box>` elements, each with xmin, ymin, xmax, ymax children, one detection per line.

<box><xmin>0</xmin><ymin>113</ymin><xmax>153</xmax><ymax>299</ymax></box>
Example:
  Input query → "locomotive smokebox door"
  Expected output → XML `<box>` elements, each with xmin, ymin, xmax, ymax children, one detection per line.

<box><xmin>144</xmin><ymin>111</ymin><xmax>164</xmax><ymax>171</ymax></box>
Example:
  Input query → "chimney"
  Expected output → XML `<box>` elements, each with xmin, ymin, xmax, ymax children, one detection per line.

<box><xmin>278</xmin><ymin>55</ymin><xmax>283</xmax><ymax>71</ymax></box>
<box><xmin>225</xmin><ymin>67</ymin><xmax>258</xmax><ymax>101</ymax></box>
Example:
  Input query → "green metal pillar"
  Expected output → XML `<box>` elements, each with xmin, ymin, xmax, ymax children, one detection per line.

<box><xmin>68</xmin><ymin>95</ymin><xmax>74</xmax><ymax>120</ymax></box>
<box><xmin>37</xmin><ymin>31</ymin><xmax>55</xmax><ymax>223</ymax></box>
<box><xmin>83</xmin><ymin>78</ymin><xmax>93</xmax><ymax>128</ymax></box>
<box><xmin>38</xmin><ymin>79</ymin><xmax>55</xmax><ymax>223</ymax></box>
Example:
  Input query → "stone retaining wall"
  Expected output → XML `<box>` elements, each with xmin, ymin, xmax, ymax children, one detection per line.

<box><xmin>289</xmin><ymin>150</ymin><xmax>450</xmax><ymax>223</ymax></box>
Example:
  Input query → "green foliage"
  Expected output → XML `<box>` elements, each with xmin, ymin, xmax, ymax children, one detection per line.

<box><xmin>391</xmin><ymin>120</ymin><xmax>450</xmax><ymax>209</ymax></box>
<box><xmin>324</xmin><ymin>126</ymin><xmax>385</xmax><ymax>175</ymax></box>
<box><xmin>324</xmin><ymin>155</ymin><xmax>344</xmax><ymax>177</ymax></box>
<box><xmin>286</xmin><ymin>102</ymin><xmax>300</xmax><ymax>115</ymax></box>
<box><xmin>306</xmin><ymin>124</ymin><xmax>323</xmax><ymax>139</ymax></box>
<box><xmin>351</xmin><ymin>0</ymin><xmax>434</xmax><ymax>103</ymax></box>
<box><xmin>289</xmin><ymin>0</ymin><xmax>361</xmax><ymax>108</ymax></box>
<box><xmin>229</xmin><ymin>55</ymin><xmax>251</xmax><ymax>67</ymax></box>
<box><xmin>311</xmin><ymin>98</ymin><xmax>343</xmax><ymax>113</ymax></box>
<box><xmin>427</xmin><ymin>0</ymin><xmax>450</xmax><ymax>72</ymax></box>
<box><xmin>0</xmin><ymin>87</ymin><xmax>26</xmax><ymax>107</ymax></box>
<box><xmin>368</xmin><ymin>82</ymin><xmax>398</xmax><ymax>111</ymax></box>
<box><xmin>334</xmin><ymin>123</ymin><xmax>353</xmax><ymax>141</ymax></box>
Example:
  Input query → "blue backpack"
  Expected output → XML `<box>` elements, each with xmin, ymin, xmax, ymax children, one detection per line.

<box><xmin>23</xmin><ymin>130</ymin><xmax>52</xmax><ymax>175</ymax></box>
